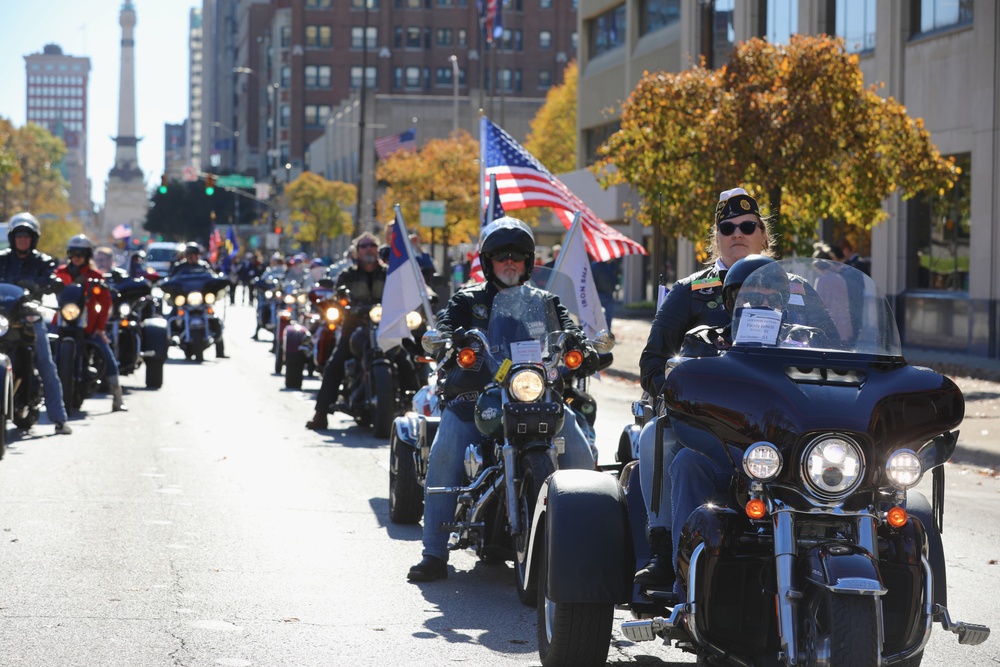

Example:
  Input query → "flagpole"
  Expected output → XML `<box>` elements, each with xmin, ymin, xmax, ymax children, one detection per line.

<box><xmin>479</xmin><ymin>112</ymin><xmax>487</xmax><ymax>220</ymax></box>
<box><xmin>487</xmin><ymin>173</ymin><xmax>499</xmax><ymax>223</ymax></box>
<box><xmin>550</xmin><ymin>211</ymin><xmax>581</xmax><ymax>275</ymax></box>
<box><xmin>395</xmin><ymin>204</ymin><xmax>437</xmax><ymax>330</ymax></box>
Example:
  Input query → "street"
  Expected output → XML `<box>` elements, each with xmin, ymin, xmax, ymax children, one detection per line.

<box><xmin>0</xmin><ymin>303</ymin><xmax>997</xmax><ymax>666</ymax></box>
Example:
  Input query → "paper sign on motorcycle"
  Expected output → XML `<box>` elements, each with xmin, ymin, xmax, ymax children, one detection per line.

<box><xmin>734</xmin><ymin>309</ymin><xmax>782</xmax><ymax>345</ymax></box>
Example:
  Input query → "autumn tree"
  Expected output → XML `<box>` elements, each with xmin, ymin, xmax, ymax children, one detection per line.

<box><xmin>285</xmin><ymin>172</ymin><xmax>356</xmax><ymax>249</ymax></box>
<box><xmin>525</xmin><ymin>61</ymin><xmax>578</xmax><ymax>175</ymax></box>
<box><xmin>375</xmin><ymin>129</ymin><xmax>480</xmax><ymax>245</ymax></box>
<box><xmin>0</xmin><ymin>117</ymin><xmax>71</xmax><ymax>221</ymax></box>
<box><xmin>596</xmin><ymin>35</ymin><xmax>956</xmax><ymax>256</ymax></box>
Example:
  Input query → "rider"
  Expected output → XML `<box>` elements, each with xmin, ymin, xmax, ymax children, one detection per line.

<box><xmin>407</xmin><ymin>216</ymin><xmax>600</xmax><ymax>582</ymax></box>
<box><xmin>305</xmin><ymin>232</ymin><xmax>387</xmax><ymax>430</ymax></box>
<box><xmin>169</xmin><ymin>242</ymin><xmax>214</xmax><ymax>276</ymax></box>
<box><xmin>0</xmin><ymin>213</ymin><xmax>72</xmax><ymax>434</ymax></box>
<box><xmin>56</xmin><ymin>235</ymin><xmax>128</xmax><ymax>412</ymax></box>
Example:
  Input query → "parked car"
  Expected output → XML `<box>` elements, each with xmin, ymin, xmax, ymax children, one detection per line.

<box><xmin>145</xmin><ymin>242</ymin><xmax>183</xmax><ymax>275</ymax></box>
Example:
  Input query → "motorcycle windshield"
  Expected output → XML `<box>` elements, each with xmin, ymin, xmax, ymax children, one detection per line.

<box><xmin>730</xmin><ymin>258</ymin><xmax>901</xmax><ymax>356</ymax></box>
<box><xmin>0</xmin><ymin>283</ymin><xmax>27</xmax><ymax>311</ymax></box>
<box><xmin>485</xmin><ymin>285</ymin><xmax>561</xmax><ymax>374</ymax></box>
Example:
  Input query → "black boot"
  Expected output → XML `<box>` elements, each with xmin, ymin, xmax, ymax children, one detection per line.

<box><xmin>634</xmin><ymin>527</ymin><xmax>674</xmax><ymax>589</ymax></box>
<box><xmin>407</xmin><ymin>555</ymin><xmax>448</xmax><ymax>582</ymax></box>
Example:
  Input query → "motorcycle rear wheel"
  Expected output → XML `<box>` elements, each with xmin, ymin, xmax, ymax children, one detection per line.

<box><xmin>516</xmin><ymin>450</ymin><xmax>555</xmax><ymax>606</ymax></box>
<box><xmin>285</xmin><ymin>360</ymin><xmax>304</xmax><ymax>390</ymax></box>
<box><xmin>803</xmin><ymin>588</ymin><xmax>879</xmax><ymax>666</ymax></box>
<box><xmin>536</xmin><ymin>533</ymin><xmax>614</xmax><ymax>667</ymax></box>
<box><xmin>371</xmin><ymin>363</ymin><xmax>396</xmax><ymax>439</ymax></box>
<box><xmin>389</xmin><ymin>427</ymin><xmax>424</xmax><ymax>524</ymax></box>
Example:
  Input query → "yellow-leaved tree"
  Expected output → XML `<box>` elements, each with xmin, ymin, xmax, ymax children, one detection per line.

<box><xmin>285</xmin><ymin>172</ymin><xmax>356</xmax><ymax>247</ymax></box>
<box><xmin>0</xmin><ymin>117</ymin><xmax>72</xmax><ymax>222</ymax></box>
<box><xmin>375</xmin><ymin>130</ymin><xmax>480</xmax><ymax>245</ymax></box>
<box><xmin>596</xmin><ymin>35</ymin><xmax>956</xmax><ymax>256</ymax></box>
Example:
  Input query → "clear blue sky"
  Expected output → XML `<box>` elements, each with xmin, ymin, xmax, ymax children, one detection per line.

<box><xmin>0</xmin><ymin>0</ymin><xmax>197</xmax><ymax>207</ymax></box>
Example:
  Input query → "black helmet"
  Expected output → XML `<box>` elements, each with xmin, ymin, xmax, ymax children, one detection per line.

<box><xmin>8</xmin><ymin>212</ymin><xmax>41</xmax><ymax>250</ymax></box>
<box><xmin>722</xmin><ymin>254</ymin><xmax>780</xmax><ymax>313</ymax></box>
<box><xmin>479</xmin><ymin>216</ymin><xmax>535</xmax><ymax>285</ymax></box>
<box><xmin>67</xmin><ymin>234</ymin><xmax>95</xmax><ymax>260</ymax></box>
<box><xmin>184</xmin><ymin>242</ymin><xmax>201</xmax><ymax>255</ymax></box>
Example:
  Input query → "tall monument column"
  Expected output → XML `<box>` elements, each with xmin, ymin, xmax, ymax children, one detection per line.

<box><xmin>101</xmin><ymin>0</ymin><xmax>149</xmax><ymax>242</ymax></box>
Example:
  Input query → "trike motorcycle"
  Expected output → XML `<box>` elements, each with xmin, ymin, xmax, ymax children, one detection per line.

<box><xmin>532</xmin><ymin>258</ymin><xmax>990</xmax><ymax>667</ymax></box>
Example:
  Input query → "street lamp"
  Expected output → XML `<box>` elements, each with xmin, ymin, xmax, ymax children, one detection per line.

<box><xmin>450</xmin><ymin>55</ymin><xmax>459</xmax><ymax>137</ymax></box>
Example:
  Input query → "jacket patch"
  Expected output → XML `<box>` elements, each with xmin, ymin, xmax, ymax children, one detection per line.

<box><xmin>691</xmin><ymin>277</ymin><xmax>722</xmax><ymax>292</ymax></box>
<box><xmin>472</xmin><ymin>304</ymin><xmax>489</xmax><ymax>320</ymax></box>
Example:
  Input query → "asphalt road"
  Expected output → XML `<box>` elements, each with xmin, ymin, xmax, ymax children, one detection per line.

<box><xmin>0</xmin><ymin>303</ymin><xmax>995</xmax><ymax>666</ymax></box>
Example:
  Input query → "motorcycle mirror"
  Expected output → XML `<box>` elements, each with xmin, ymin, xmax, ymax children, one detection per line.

<box><xmin>592</xmin><ymin>330</ymin><xmax>616</xmax><ymax>354</ymax></box>
<box><xmin>422</xmin><ymin>329</ymin><xmax>446</xmax><ymax>355</ymax></box>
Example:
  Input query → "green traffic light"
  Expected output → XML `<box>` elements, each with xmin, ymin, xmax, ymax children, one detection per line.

<box><xmin>158</xmin><ymin>185</ymin><xmax>168</xmax><ymax>194</ymax></box>
<box><xmin>206</xmin><ymin>186</ymin><xmax>215</xmax><ymax>196</ymax></box>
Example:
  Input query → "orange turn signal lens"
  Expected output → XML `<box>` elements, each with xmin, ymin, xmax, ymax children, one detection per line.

<box><xmin>887</xmin><ymin>507</ymin><xmax>908</xmax><ymax>528</ymax></box>
<box><xmin>176</xmin><ymin>308</ymin><xmax>185</xmax><ymax>316</ymax></box>
<box><xmin>746</xmin><ymin>498</ymin><xmax>768</xmax><ymax>520</ymax></box>
<box><xmin>564</xmin><ymin>349</ymin><xmax>583</xmax><ymax>370</ymax></box>
<box><xmin>457</xmin><ymin>347</ymin><xmax>477</xmax><ymax>369</ymax></box>
<box><xmin>93</xmin><ymin>286</ymin><xmax>102</xmax><ymax>295</ymax></box>
<box><xmin>120</xmin><ymin>319</ymin><xmax>129</xmax><ymax>327</ymax></box>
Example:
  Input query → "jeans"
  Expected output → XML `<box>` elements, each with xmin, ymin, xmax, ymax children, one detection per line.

<box><xmin>33</xmin><ymin>319</ymin><xmax>67</xmax><ymax>424</ymax></box>
<box><xmin>638</xmin><ymin>416</ymin><xmax>682</xmax><ymax>530</ymax></box>
<box><xmin>420</xmin><ymin>403</ymin><xmax>596</xmax><ymax>562</ymax></box>
<box><xmin>87</xmin><ymin>333</ymin><xmax>120</xmax><ymax>383</ymax></box>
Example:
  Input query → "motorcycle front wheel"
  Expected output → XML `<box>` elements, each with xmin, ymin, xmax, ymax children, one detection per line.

<box><xmin>388</xmin><ymin>426</ymin><xmax>423</xmax><ymax>524</ymax></box>
<box><xmin>516</xmin><ymin>449</ymin><xmax>555</xmax><ymax>607</ymax></box>
<box><xmin>371</xmin><ymin>363</ymin><xmax>396</xmax><ymax>439</ymax></box>
<box><xmin>802</xmin><ymin>588</ymin><xmax>879</xmax><ymax>667</ymax></box>
<box><xmin>57</xmin><ymin>339</ymin><xmax>77</xmax><ymax>417</ymax></box>
<box><xmin>145</xmin><ymin>359</ymin><xmax>164</xmax><ymax>389</ymax></box>
<box><xmin>285</xmin><ymin>359</ymin><xmax>304</xmax><ymax>389</ymax></box>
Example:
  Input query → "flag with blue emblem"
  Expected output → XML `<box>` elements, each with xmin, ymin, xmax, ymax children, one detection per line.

<box><xmin>377</xmin><ymin>206</ymin><xmax>437</xmax><ymax>351</ymax></box>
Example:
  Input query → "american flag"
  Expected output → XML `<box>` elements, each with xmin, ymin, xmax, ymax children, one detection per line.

<box><xmin>479</xmin><ymin>0</ymin><xmax>503</xmax><ymax>44</ymax></box>
<box><xmin>374</xmin><ymin>128</ymin><xmax>416</xmax><ymax>160</ymax></box>
<box><xmin>480</xmin><ymin>116</ymin><xmax>647</xmax><ymax>262</ymax></box>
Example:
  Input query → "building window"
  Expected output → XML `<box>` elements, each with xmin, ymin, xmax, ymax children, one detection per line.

<box><xmin>435</xmin><ymin>67</ymin><xmax>452</xmax><ymax>86</ymax></box>
<box><xmin>405</xmin><ymin>66</ymin><xmax>421</xmax><ymax>87</ymax></box>
<box><xmin>406</xmin><ymin>26</ymin><xmax>421</xmax><ymax>48</ymax></box>
<box><xmin>305</xmin><ymin>25</ymin><xmax>333</xmax><ymax>48</ymax></box>
<box><xmin>351</xmin><ymin>26</ymin><xmax>378</xmax><ymax>48</ymax></box>
<box><xmin>765</xmin><ymin>0</ymin><xmax>797</xmax><ymax>45</ymax></box>
<box><xmin>835</xmin><ymin>0</ymin><xmax>876</xmax><ymax>53</ymax></box>
<box><xmin>394</xmin><ymin>27</ymin><xmax>403</xmax><ymax>47</ymax></box>
<box><xmin>539</xmin><ymin>30</ymin><xmax>552</xmax><ymax>49</ymax></box>
<box><xmin>538</xmin><ymin>69</ymin><xmax>552</xmax><ymax>88</ymax></box>
<box><xmin>350</xmin><ymin>66</ymin><xmax>378</xmax><ymax>88</ymax></box>
<box><xmin>541</xmin><ymin>0</ymin><xmax>552</xmax><ymax>7</ymax></box>
<box><xmin>280</xmin><ymin>105</ymin><xmax>290</xmax><ymax>128</ymax></box>
<box><xmin>352</xmin><ymin>0</ymin><xmax>380</xmax><ymax>8</ymax></box>
<box><xmin>436</xmin><ymin>28</ymin><xmax>453</xmax><ymax>46</ymax></box>
<box><xmin>909</xmin><ymin>154</ymin><xmax>971</xmax><ymax>290</ymax></box>
<box><xmin>305</xmin><ymin>0</ymin><xmax>332</xmax><ymax>7</ymax></box>
<box><xmin>436</xmin><ymin>0</ymin><xmax>455</xmax><ymax>5</ymax></box>
<box><xmin>281</xmin><ymin>26</ymin><xmax>292</xmax><ymax>47</ymax></box>
<box><xmin>589</xmin><ymin>4</ymin><xmax>626</xmax><ymax>58</ymax></box>
<box><xmin>281</xmin><ymin>66</ymin><xmax>291</xmax><ymax>88</ymax></box>
<box><xmin>304</xmin><ymin>65</ymin><xmax>332</xmax><ymax>88</ymax></box>
<box><xmin>640</xmin><ymin>0</ymin><xmax>680</xmax><ymax>36</ymax></box>
<box><xmin>304</xmin><ymin>104</ymin><xmax>331</xmax><ymax>127</ymax></box>
<box><xmin>458</xmin><ymin>29</ymin><xmax>468</xmax><ymax>47</ymax></box>
<box><xmin>912</xmin><ymin>0</ymin><xmax>973</xmax><ymax>35</ymax></box>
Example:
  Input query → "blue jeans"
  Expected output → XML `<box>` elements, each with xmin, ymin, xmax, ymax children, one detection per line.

<box><xmin>87</xmin><ymin>333</ymin><xmax>120</xmax><ymax>383</ymax></box>
<box><xmin>421</xmin><ymin>404</ymin><xmax>595</xmax><ymax>562</ymax></box>
<box><xmin>33</xmin><ymin>319</ymin><xmax>67</xmax><ymax>424</ymax></box>
<box><xmin>638</xmin><ymin>416</ymin><xmax>682</xmax><ymax>530</ymax></box>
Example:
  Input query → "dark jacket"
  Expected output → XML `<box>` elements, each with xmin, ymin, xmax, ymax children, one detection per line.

<box><xmin>640</xmin><ymin>265</ymin><xmax>730</xmax><ymax>397</ymax></box>
<box><xmin>336</xmin><ymin>263</ymin><xmax>387</xmax><ymax>306</ymax></box>
<box><xmin>169</xmin><ymin>258</ymin><xmax>215</xmax><ymax>276</ymax></box>
<box><xmin>0</xmin><ymin>248</ymin><xmax>63</xmax><ymax>300</ymax></box>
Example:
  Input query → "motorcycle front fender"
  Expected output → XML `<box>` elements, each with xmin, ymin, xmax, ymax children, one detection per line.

<box><xmin>535</xmin><ymin>469</ymin><xmax>633</xmax><ymax>604</ymax></box>
<box><xmin>140</xmin><ymin>318</ymin><xmax>170</xmax><ymax>361</ymax></box>
<box><xmin>282</xmin><ymin>322</ymin><xmax>310</xmax><ymax>361</ymax></box>
<box><xmin>802</xmin><ymin>542</ymin><xmax>887</xmax><ymax>595</ymax></box>
<box><xmin>392</xmin><ymin>412</ymin><xmax>422</xmax><ymax>448</ymax></box>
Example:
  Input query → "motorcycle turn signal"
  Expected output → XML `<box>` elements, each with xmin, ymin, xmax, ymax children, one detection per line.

<box><xmin>745</xmin><ymin>498</ymin><xmax>767</xmax><ymax>519</ymax></box>
<box><xmin>886</xmin><ymin>506</ymin><xmax>908</xmax><ymax>528</ymax></box>
<box><xmin>564</xmin><ymin>349</ymin><xmax>583</xmax><ymax>370</ymax></box>
<box><xmin>457</xmin><ymin>347</ymin><xmax>477</xmax><ymax>369</ymax></box>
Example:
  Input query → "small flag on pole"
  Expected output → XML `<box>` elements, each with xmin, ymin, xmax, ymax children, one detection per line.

<box><xmin>374</xmin><ymin>128</ymin><xmax>417</xmax><ymax>160</ymax></box>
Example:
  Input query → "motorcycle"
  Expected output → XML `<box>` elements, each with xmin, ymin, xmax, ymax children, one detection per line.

<box><xmin>272</xmin><ymin>279</ymin><xmax>307</xmax><ymax>375</ymax></box>
<box><xmin>253</xmin><ymin>274</ymin><xmax>282</xmax><ymax>341</ymax></box>
<box><xmin>532</xmin><ymin>258</ymin><xmax>990</xmax><ymax>667</ymax></box>
<box><xmin>281</xmin><ymin>279</ymin><xmax>342</xmax><ymax>390</ymax></box>
<box><xmin>399</xmin><ymin>285</ymin><xmax>613</xmax><ymax>606</ymax></box>
<box><xmin>0</xmin><ymin>283</ymin><xmax>43</xmax><ymax>450</ymax></box>
<box><xmin>52</xmin><ymin>278</ymin><xmax>107</xmax><ymax>415</ymax></box>
<box><xmin>161</xmin><ymin>270</ymin><xmax>229</xmax><ymax>362</ymax></box>
<box><xmin>107</xmin><ymin>275</ymin><xmax>169</xmax><ymax>389</ymax></box>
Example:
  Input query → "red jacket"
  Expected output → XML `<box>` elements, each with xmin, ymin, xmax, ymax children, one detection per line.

<box><xmin>55</xmin><ymin>263</ymin><xmax>112</xmax><ymax>335</ymax></box>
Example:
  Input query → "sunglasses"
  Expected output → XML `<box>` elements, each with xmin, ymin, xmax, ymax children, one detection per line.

<box><xmin>357</xmin><ymin>242</ymin><xmax>377</xmax><ymax>249</ymax></box>
<box><xmin>493</xmin><ymin>250</ymin><xmax>528</xmax><ymax>263</ymax></box>
<box><xmin>717</xmin><ymin>220</ymin><xmax>760</xmax><ymax>236</ymax></box>
<box><xmin>68</xmin><ymin>250</ymin><xmax>89</xmax><ymax>258</ymax></box>
<box><xmin>742</xmin><ymin>291</ymin><xmax>783</xmax><ymax>308</ymax></box>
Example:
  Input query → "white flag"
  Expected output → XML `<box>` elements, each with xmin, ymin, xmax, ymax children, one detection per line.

<box><xmin>377</xmin><ymin>207</ymin><xmax>436</xmax><ymax>351</ymax></box>
<box><xmin>550</xmin><ymin>212</ymin><xmax>609</xmax><ymax>339</ymax></box>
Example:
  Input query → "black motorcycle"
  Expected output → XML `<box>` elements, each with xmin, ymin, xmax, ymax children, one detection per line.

<box><xmin>52</xmin><ymin>278</ymin><xmax>106</xmax><ymax>415</ymax></box>
<box><xmin>107</xmin><ymin>276</ymin><xmax>169</xmax><ymax>388</ymax></box>
<box><xmin>399</xmin><ymin>285</ymin><xmax>612</xmax><ymax>606</ymax></box>
<box><xmin>532</xmin><ymin>259</ymin><xmax>990</xmax><ymax>667</ymax></box>
<box><xmin>252</xmin><ymin>274</ymin><xmax>282</xmax><ymax>341</ymax></box>
<box><xmin>0</xmin><ymin>283</ymin><xmax>43</xmax><ymax>450</ymax></box>
<box><xmin>161</xmin><ymin>270</ymin><xmax>229</xmax><ymax>362</ymax></box>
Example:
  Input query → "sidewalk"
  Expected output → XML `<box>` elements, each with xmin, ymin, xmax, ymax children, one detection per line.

<box><xmin>605</xmin><ymin>314</ymin><xmax>1000</xmax><ymax>471</ymax></box>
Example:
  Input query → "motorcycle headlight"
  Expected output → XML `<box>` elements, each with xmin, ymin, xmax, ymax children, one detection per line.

<box><xmin>325</xmin><ymin>306</ymin><xmax>341</xmax><ymax>323</ymax></box>
<box><xmin>743</xmin><ymin>443</ymin><xmax>782</xmax><ymax>481</ymax></box>
<box><xmin>297</xmin><ymin>294</ymin><xmax>307</xmax><ymax>304</ymax></box>
<box><xmin>264</xmin><ymin>290</ymin><xmax>274</xmax><ymax>299</ymax></box>
<box><xmin>801</xmin><ymin>435</ymin><xmax>864</xmax><ymax>499</ymax></box>
<box><xmin>886</xmin><ymin>449</ymin><xmax>922</xmax><ymax>489</ymax></box>
<box><xmin>509</xmin><ymin>369</ymin><xmax>545</xmax><ymax>402</ymax></box>
<box><xmin>187</xmin><ymin>292</ymin><xmax>204</xmax><ymax>307</ymax></box>
<box><xmin>119</xmin><ymin>303</ymin><xmax>132</xmax><ymax>318</ymax></box>
<box><xmin>283</xmin><ymin>294</ymin><xmax>295</xmax><ymax>304</ymax></box>
<box><xmin>61</xmin><ymin>303</ymin><xmax>82</xmax><ymax>321</ymax></box>
<box><xmin>405</xmin><ymin>310</ymin><xmax>423</xmax><ymax>330</ymax></box>
<box><xmin>205</xmin><ymin>292</ymin><xmax>216</xmax><ymax>305</ymax></box>
<box><xmin>0</xmin><ymin>314</ymin><xmax>9</xmax><ymax>337</ymax></box>
<box><xmin>369</xmin><ymin>304</ymin><xmax>383</xmax><ymax>324</ymax></box>
<box><xmin>173</xmin><ymin>294</ymin><xmax>186</xmax><ymax>307</ymax></box>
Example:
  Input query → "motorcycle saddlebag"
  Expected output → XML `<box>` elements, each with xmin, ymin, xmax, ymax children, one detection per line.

<box><xmin>503</xmin><ymin>401</ymin><xmax>564</xmax><ymax>441</ymax></box>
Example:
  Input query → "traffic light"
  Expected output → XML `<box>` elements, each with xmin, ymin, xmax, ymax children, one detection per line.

<box><xmin>205</xmin><ymin>174</ymin><xmax>216</xmax><ymax>196</ymax></box>
<box><xmin>158</xmin><ymin>174</ymin><xmax>168</xmax><ymax>194</ymax></box>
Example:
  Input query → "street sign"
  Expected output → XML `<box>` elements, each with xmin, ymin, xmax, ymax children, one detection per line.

<box><xmin>216</xmin><ymin>175</ymin><xmax>255</xmax><ymax>189</ymax></box>
<box><xmin>182</xmin><ymin>165</ymin><xmax>198</xmax><ymax>182</ymax></box>
<box><xmin>420</xmin><ymin>200</ymin><xmax>446</xmax><ymax>228</ymax></box>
